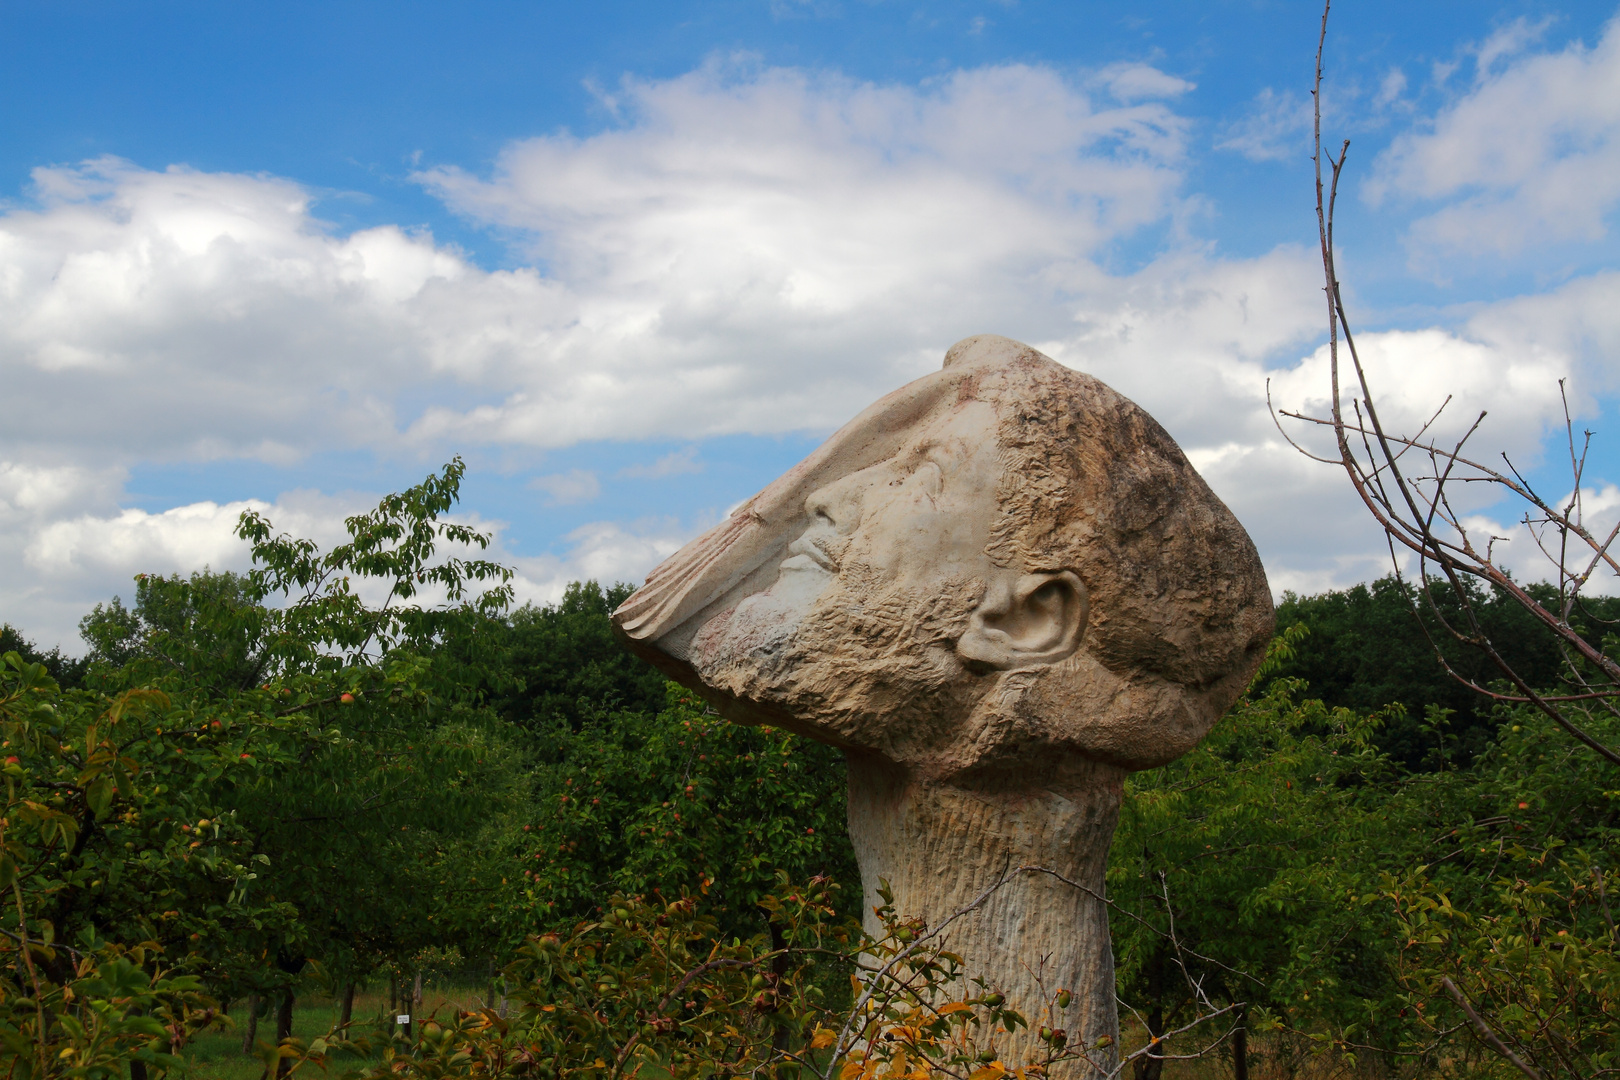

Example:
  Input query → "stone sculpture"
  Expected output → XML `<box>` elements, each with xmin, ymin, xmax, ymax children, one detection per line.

<box><xmin>612</xmin><ymin>334</ymin><xmax>1273</xmax><ymax>1069</ymax></box>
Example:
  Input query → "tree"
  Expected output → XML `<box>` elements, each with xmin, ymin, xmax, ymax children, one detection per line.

<box><xmin>0</xmin><ymin>623</ymin><xmax>87</xmax><ymax>689</ymax></box>
<box><xmin>2</xmin><ymin>458</ymin><xmax>530</xmax><ymax>1075</ymax></box>
<box><xmin>0</xmin><ymin>652</ymin><xmax>298</xmax><ymax>1077</ymax></box>
<box><xmin>79</xmin><ymin>570</ymin><xmax>273</xmax><ymax>693</ymax></box>
<box><xmin>1110</xmin><ymin>628</ymin><xmax>1409</xmax><ymax>1078</ymax></box>
<box><xmin>495</xmin><ymin>686</ymin><xmax>859</xmax><ymax>948</ymax></box>
<box><xmin>433</xmin><ymin>581</ymin><xmax>668</xmax><ymax>732</ymax></box>
<box><xmin>1279</xmin><ymin>2</ymin><xmax>1620</xmax><ymax>771</ymax></box>
<box><xmin>1271</xmin><ymin>6</ymin><xmax>1620</xmax><ymax>1073</ymax></box>
<box><xmin>1274</xmin><ymin>576</ymin><xmax>1605</xmax><ymax>769</ymax></box>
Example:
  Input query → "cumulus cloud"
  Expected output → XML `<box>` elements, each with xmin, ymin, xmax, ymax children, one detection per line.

<box><xmin>409</xmin><ymin>59</ymin><xmax>1192</xmax><ymax>446</ymax></box>
<box><xmin>528</xmin><ymin>469</ymin><xmax>602</xmax><ymax>505</ymax></box>
<box><xmin>619</xmin><ymin>447</ymin><xmax>703</xmax><ymax>479</ymax></box>
<box><xmin>1368</xmin><ymin>12</ymin><xmax>1620</xmax><ymax>256</ymax></box>
<box><xmin>0</xmin><ymin>480</ymin><xmax>369</xmax><ymax>650</ymax></box>
<box><xmin>0</xmin><ymin>157</ymin><xmax>475</xmax><ymax>464</ymax></box>
<box><xmin>2</xmin><ymin>62</ymin><xmax>1195</xmax><ymax>470</ymax></box>
<box><xmin>3</xmin><ymin>53</ymin><xmax>1618</xmax><ymax>649</ymax></box>
<box><xmin>507</xmin><ymin>518</ymin><xmax>699</xmax><ymax>609</ymax></box>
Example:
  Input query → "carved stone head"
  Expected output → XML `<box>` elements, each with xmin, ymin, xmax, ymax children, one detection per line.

<box><xmin>613</xmin><ymin>335</ymin><xmax>1272</xmax><ymax>784</ymax></box>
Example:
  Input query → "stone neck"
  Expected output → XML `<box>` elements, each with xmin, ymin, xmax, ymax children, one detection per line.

<box><xmin>845</xmin><ymin>752</ymin><xmax>1124</xmax><ymax>1076</ymax></box>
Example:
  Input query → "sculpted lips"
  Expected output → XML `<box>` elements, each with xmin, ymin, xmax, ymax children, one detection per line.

<box><xmin>781</xmin><ymin>533</ymin><xmax>838</xmax><ymax>574</ymax></box>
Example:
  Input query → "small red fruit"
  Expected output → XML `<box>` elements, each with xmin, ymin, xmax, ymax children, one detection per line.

<box><xmin>341</xmin><ymin>693</ymin><xmax>355</xmax><ymax>704</ymax></box>
<box><xmin>4</xmin><ymin>756</ymin><xmax>18</xmax><ymax>765</ymax></box>
<box><xmin>240</xmin><ymin>753</ymin><xmax>252</xmax><ymax>760</ymax></box>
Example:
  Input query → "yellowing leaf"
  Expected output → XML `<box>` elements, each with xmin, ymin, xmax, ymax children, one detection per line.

<box><xmin>812</xmin><ymin>1027</ymin><xmax>838</xmax><ymax>1049</ymax></box>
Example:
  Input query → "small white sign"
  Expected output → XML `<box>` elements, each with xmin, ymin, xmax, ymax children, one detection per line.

<box><xmin>396</xmin><ymin>1014</ymin><xmax>410</xmax><ymax>1025</ymax></box>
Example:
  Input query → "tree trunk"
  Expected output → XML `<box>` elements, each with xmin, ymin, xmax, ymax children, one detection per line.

<box><xmin>240</xmin><ymin>995</ymin><xmax>260</xmax><ymax>1054</ymax></box>
<box><xmin>273</xmin><ymin>990</ymin><xmax>294</xmax><ymax>1078</ymax></box>
<box><xmin>339</xmin><ymin>982</ymin><xmax>356</xmax><ymax>1031</ymax></box>
<box><xmin>412</xmin><ymin>970</ymin><xmax>423</xmax><ymax>1038</ymax></box>
<box><xmin>129</xmin><ymin>1060</ymin><xmax>148</xmax><ymax>1080</ymax></box>
<box><xmin>389</xmin><ymin>973</ymin><xmax>397</xmax><ymax>1014</ymax></box>
<box><xmin>1233</xmin><ymin>1007</ymin><xmax>1249</xmax><ymax>1080</ymax></box>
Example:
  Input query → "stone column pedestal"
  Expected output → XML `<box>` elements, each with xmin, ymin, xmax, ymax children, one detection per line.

<box><xmin>846</xmin><ymin>752</ymin><xmax>1124</xmax><ymax>1074</ymax></box>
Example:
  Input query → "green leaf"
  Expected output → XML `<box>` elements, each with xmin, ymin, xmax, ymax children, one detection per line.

<box><xmin>86</xmin><ymin>776</ymin><xmax>114</xmax><ymax>817</ymax></box>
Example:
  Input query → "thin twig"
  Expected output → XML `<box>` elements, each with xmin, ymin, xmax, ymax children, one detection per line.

<box><xmin>1440</xmin><ymin>977</ymin><xmax>1543</xmax><ymax>1080</ymax></box>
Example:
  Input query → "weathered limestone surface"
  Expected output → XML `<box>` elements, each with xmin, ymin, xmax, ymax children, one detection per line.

<box><xmin>612</xmin><ymin>335</ymin><xmax>1273</xmax><ymax>1071</ymax></box>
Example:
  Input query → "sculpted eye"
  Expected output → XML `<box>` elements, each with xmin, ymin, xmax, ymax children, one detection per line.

<box><xmin>888</xmin><ymin>456</ymin><xmax>943</xmax><ymax>496</ymax></box>
<box><xmin>913</xmin><ymin>460</ymin><xmax>943</xmax><ymax>499</ymax></box>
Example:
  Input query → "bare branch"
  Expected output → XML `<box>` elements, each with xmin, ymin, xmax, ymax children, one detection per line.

<box><xmin>1440</xmin><ymin>977</ymin><xmax>1544</xmax><ymax>1080</ymax></box>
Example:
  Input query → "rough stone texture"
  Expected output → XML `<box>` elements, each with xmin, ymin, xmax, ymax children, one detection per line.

<box><xmin>613</xmin><ymin>335</ymin><xmax>1273</xmax><ymax>1071</ymax></box>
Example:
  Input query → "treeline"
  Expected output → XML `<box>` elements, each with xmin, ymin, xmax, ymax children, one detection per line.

<box><xmin>1</xmin><ymin>463</ymin><xmax>1616</xmax><ymax>1077</ymax></box>
<box><xmin>0</xmin><ymin>463</ymin><xmax>862</xmax><ymax>1077</ymax></box>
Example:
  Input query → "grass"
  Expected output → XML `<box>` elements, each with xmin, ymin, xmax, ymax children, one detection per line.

<box><xmin>176</xmin><ymin>992</ymin><xmax>1386</xmax><ymax>1080</ymax></box>
<box><xmin>176</xmin><ymin>984</ymin><xmax>496</xmax><ymax>1080</ymax></box>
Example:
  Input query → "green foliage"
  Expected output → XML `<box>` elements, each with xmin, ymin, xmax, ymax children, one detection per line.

<box><xmin>1113</xmin><ymin>624</ymin><xmax>1620</xmax><ymax>1077</ymax></box>
<box><xmin>280</xmin><ymin>875</ymin><xmax>1108</xmax><ymax>1080</ymax></box>
<box><xmin>235</xmin><ymin>456</ymin><xmax>514</xmax><ymax>674</ymax></box>
<box><xmin>2</xmin><ymin>458</ymin><xmax>531</xmax><ymax>1079</ymax></box>
<box><xmin>0</xmin><ymin>652</ymin><xmax>282</xmax><ymax>1076</ymax></box>
<box><xmin>30</xmin><ymin>455</ymin><xmax>1620</xmax><ymax>1080</ymax></box>
<box><xmin>1274</xmin><ymin>575</ymin><xmax>1607</xmax><ymax>770</ymax></box>
<box><xmin>1110</xmin><ymin>626</ymin><xmax>1408</xmax><ymax>1058</ymax></box>
<box><xmin>79</xmin><ymin>570</ymin><xmax>271</xmax><ymax>692</ymax></box>
<box><xmin>0</xmin><ymin>939</ymin><xmax>222</xmax><ymax>1080</ymax></box>
<box><xmin>0</xmin><ymin>624</ymin><xmax>86</xmax><ymax>690</ymax></box>
<box><xmin>496</xmin><ymin>686</ymin><xmax>857</xmax><ymax>946</ymax></box>
<box><xmin>1381</xmin><ymin>707</ymin><xmax>1620</xmax><ymax>1077</ymax></box>
<box><xmin>471</xmin><ymin>582</ymin><xmax>669</xmax><ymax>730</ymax></box>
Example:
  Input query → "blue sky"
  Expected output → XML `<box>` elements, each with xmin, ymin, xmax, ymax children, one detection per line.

<box><xmin>4</xmin><ymin>0</ymin><xmax>1620</xmax><ymax>648</ymax></box>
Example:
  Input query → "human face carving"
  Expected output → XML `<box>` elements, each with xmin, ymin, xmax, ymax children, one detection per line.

<box><xmin>765</xmin><ymin>399</ymin><xmax>1004</xmax><ymax>613</ymax></box>
<box><xmin>689</xmin><ymin>400</ymin><xmax>1006</xmax><ymax>743</ymax></box>
<box><xmin>617</xmin><ymin>334</ymin><xmax>1273</xmax><ymax>775</ymax></box>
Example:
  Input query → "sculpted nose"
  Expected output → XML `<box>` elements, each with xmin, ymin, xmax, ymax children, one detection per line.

<box><xmin>804</xmin><ymin>472</ymin><xmax>865</xmax><ymax>535</ymax></box>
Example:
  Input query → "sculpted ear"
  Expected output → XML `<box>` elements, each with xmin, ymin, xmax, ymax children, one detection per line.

<box><xmin>957</xmin><ymin>571</ymin><xmax>1089</xmax><ymax>673</ymax></box>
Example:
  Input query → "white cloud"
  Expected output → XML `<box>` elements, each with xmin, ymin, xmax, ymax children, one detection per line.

<box><xmin>619</xmin><ymin>447</ymin><xmax>703</xmax><ymax>479</ymax></box>
<box><xmin>1368</xmin><ymin>12</ymin><xmax>1620</xmax><ymax>256</ymax></box>
<box><xmin>507</xmin><ymin>518</ymin><xmax>702</xmax><ymax>608</ymax></box>
<box><xmin>408</xmin><ymin>59</ymin><xmax>1191</xmax><ymax>446</ymax></box>
<box><xmin>1473</xmin><ymin>16</ymin><xmax>1555</xmax><ymax>81</ymax></box>
<box><xmin>1091</xmin><ymin>62</ymin><xmax>1195</xmax><ymax>103</ymax></box>
<box><xmin>0</xmin><ymin>484</ymin><xmax>368</xmax><ymax>650</ymax></box>
<box><xmin>0</xmin><ymin>156</ymin><xmax>473</xmax><ymax>464</ymax></box>
<box><xmin>3</xmin><ymin>53</ymin><xmax>1619</xmax><ymax>647</ymax></box>
<box><xmin>528</xmin><ymin>469</ymin><xmax>602</xmax><ymax>505</ymax></box>
<box><xmin>1374</xmin><ymin>68</ymin><xmax>1409</xmax><ymax>109</ymax></box>
<box><xmin>1215</xmin><ymin>88</ymin><xmax>1314</xmax><ymax>162</ymax></box>
<box><xmin>26</xmin><ymin>500</ymin><xmax>266</xmax><ymax>580</ymax></box>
